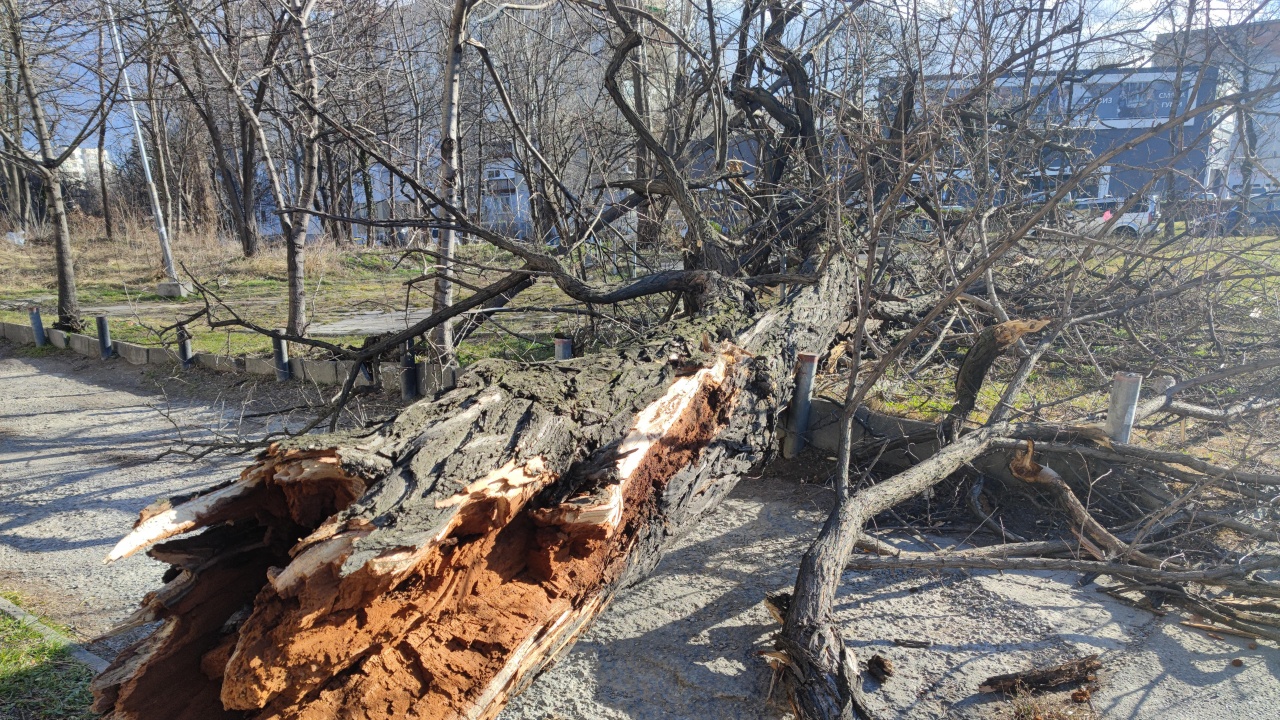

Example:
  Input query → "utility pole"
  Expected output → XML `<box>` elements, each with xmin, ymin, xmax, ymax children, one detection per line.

<box><xmin>105</xmin><ymin>1</ymin><xmax>185</xmax><ymax>297</ymax></box>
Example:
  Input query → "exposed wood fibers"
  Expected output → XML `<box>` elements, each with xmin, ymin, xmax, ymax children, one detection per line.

<box><xmin>221</xmin><ymin>352</ymin><xmax>741</xmax><ymax>719</ymax></box>
<box><xmin>98</xmin><ymin>350</ymin><xmax>743</xmax><ymax>720</ymax></box>
<box><xmin>93</xmin><ymin>447</ymin><xmax>369</xmax><ymax>719</ymax></box>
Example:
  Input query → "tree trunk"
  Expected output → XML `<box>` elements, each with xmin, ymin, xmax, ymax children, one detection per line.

<box><xmin>283</xmin><ymin>1</ymin><xmax>323</xmax><ymax>337</ymax></box>
<box><xmin>4</xmin><ymin>0</ymin><xmax>79</xmax><ymax>330</ymax></box>
<box><xmin>92</xmin><ymin>254</ymin><xmax>857</xmax><ymax>720</ymax></box>
<box><xmin>97</xmin><ymin>118</ymin><xmax>114</xmax><ymax>242</ymax></box>
<box><xmin>238</xmin><ymin>107</ymin><xmax>261</xmax><ymax>257</ymax></box>
<box><xmin>96</xmin><ymin>28</ymin><xmax>114</xmax><ymax>243</ymax></box>
<box><xmin>430</xmin><ymin>0</ymin><xmax>475</xmax><ymax>365</ymax></box>
<box><xmin>144</xmin><ymin>66</ymin><xmax>176</xmax><ymax>242</ymax></box>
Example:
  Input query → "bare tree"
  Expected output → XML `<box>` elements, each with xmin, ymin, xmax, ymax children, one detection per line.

<box><xmin>0</xmin><ymin>0</ymin><xmax>118</xmax><ymax>330</ymax></box>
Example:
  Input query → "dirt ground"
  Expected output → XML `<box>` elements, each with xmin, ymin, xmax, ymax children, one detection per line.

<box><xmin>1</xmin><ymin>342</ymin><xmax>1276</xmax><ymax>719</ymax></box>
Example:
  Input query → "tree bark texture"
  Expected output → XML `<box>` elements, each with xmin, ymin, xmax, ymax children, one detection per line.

<box><xmin>777</xmin><ymin>424</ymin><xmax>1012</xmax><ymax>720</ymax></box>
<box><xmin>979</xmin><ymin>655</ymin><xmax>1102</xmax><ymax>694</ymax></box>
<box><xmin>4</xmin><ymin>0</ymin><xmax>80</xmax><ymax>330</ymax></box>
<box><xmin>429</xmin><ymin>0</ymin><xmax>475</xmax><ymax>363</ymax></box>
<box><xmin>92</xmin><ymin>254</ymin><xmax>858</xmax><ymax>720</ymax></box>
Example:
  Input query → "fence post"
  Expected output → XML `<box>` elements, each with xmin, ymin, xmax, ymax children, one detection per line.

<box><xmin>400</xmin><ymin>341</ymin><xmax>418</xmax><ymax>402</ymax></box>
<box><xmin>782</xmin><ymin>352</ymin><xmax>819</xmax><ymax>458</ymax></box>
<box><xmin>177</xmin><ymin>326</ymin><xmax>194</xmax><ymax>369</ymax></box>
<box><xmin>95</xmin><ymin>316</ymin><xmax>112</xmax><ymax>359</ymax></box>
<box><xmin>28</xmin><ymin>307</ymin><xmax>46</xmax><ymax>347</ymax></box>
<box><xmin>272</xmin><ymin>330</ymin><xmax>291</xmax><ymax>381</ymax></box>
<box><xmin>554</xmin><ymin>337</ymin><xmax>572</xmax><ymax>361</ymax></box>
<box><xmin>1106</xmin><ymin>371</ymin><xmax>1143</xmax><ymax>444</ymax></box>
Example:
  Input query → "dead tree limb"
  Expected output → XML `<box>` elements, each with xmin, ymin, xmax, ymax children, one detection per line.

<box><xmin>1009</xmin><ymin>441</ymin><xmax>1172</xmax><ymax>569</ymax></box>
<box><xmin>846</xmin><ymin>553</ymin><xmax>1280</xmax><ymax>599</ymax></box>
<box><xmin>949</xmin><ymin>319</ymin><xmax>1050</xmax><ymax>424</ymax></box>
<box><xmin>979</xmin><ymin>655</ymin><xmax>1102</xmax><ymax>694</ymax></box>
<box><xmin>776</xmin><ymin>423</ymin><xmax>1012</xmax><ymax>720</ymax></box>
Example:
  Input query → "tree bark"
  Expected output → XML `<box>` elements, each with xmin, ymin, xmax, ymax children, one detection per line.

<box><xmin>430</xmin><ymin>0</ymin><xmax>476</xmax><ymax>365</ymax></box>
<box><xmin>93</xmin><ymin>253</ymin><xmax>858</xmax><ymax>720</ymax></box>
<box><xmin>777</xmin><ymin>424</ymin><xmax>1011</xmax><ymax>720</ymax></box>
<box><xmin>282</xmin><ymin>1</ymin><xmax>323</xmax><ymax>336</ymax></box>
<box><xmin>979</xmin><ymin>655</ymin><xmax>1102</xmax><ymax>694</ymax></box>
<box><xmin>168</xmin><ymin>56</ymin><xmax>259</xmax><ymax>256</ymax></box>
<box><xmin>96</xmin><ymin>29</ymin><xmax>115</xmax><ymax>243</ymax></box>
<box><xmin>3</xmin><ymin>0</ymin><xmax>79</xmax><ymax>330</ymax></box>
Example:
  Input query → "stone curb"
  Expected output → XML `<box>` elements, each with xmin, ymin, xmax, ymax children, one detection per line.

<box><xmin>0</xmin><ymin>320</ymin><xmax>457</xmax><ymax>396</ymax></box>
<box><xmin>0</xmin><ymin>595</ymin><xmax>110</xmax><ymax>674</ymax></box>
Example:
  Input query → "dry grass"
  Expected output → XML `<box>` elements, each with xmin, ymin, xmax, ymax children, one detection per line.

<box><xmin>0</xmin><ymin>212</ymin><xmax>587</xmax><ymax>360</ymax></box>
<box><xmin>1007</xmin><ymin>689</ymin><xmax>1099</xmax><ymax>720</ymax></box>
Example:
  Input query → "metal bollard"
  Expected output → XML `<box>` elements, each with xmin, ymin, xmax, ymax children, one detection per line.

<box><xmin>95</xmin><ymin>315</ymin><xmax>112</xmax><ymax>359</ymax></box>
<box><xmin>783</xmin><ymin>353</ymin><xmax>819</xmax><ymax>458</ymax></box>
<box><xmin>177</xmin><ymin>326</ymin><xmax>194</xmax><ymax>369</ymax></box>
<box><xmin>400</xmin><ymin>341</ymin><xmax>418</xmax><ymax>402</ymax></box>
<box><xmin>272</xmin><ymin>330</ymin><xmax>291</xmax><ymax>380</ymax></box>
<box><xmin>29</xmin><ymin>307</ymin><xmax>46</xmax><ymax>346</ymax></box>
<box><xmin>1106</xmin><ymin>371</ymin><xmax>1143</xmax><ymax>444</ymax></box>
<box><xmin>554</xmin><ymin>337</ymin><xmax>572</xmax><ymax>361</ymax></box>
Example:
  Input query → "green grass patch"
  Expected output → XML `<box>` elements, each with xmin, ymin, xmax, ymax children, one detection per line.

<box><xmin>8</xmin><ymin>344</ymin><xmax>62</xmax><ymax>359</ymax></box>
<box><xmin>0</xmin><ymin>606</ymin><xmax>95</xmax><ymax>720</ymax></box>
<box><xmin>457</xmin><ymin>334</ymin><xmax>554</xmax><ymax>366</ymax></box>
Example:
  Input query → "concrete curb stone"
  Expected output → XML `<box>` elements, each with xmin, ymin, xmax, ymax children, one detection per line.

<box><xmin>194</xmin><ymin>353</ymin><xmax>238</xmax><ymax>372</ymax></box>
<box><xmin>147</xmin><ymin>348</ymin><xmax>178</xmax><ymax>365</ymax></box>
<box><xmin>6</xmin><ymin>323</ymin><xmax>35</xmax><ymax>344</ymax></box>
<box><xmin>416</xmin><ymin>362</ymin><xmax>457</xmax><ymax>396</ymax></box>
<box><xmin>300</xmin><ymin>359</ymin><xmax>339</xmax><ymax>385</ymax></box>
<box><xmin>115</xmin><ymin>341</ymin><xmax>149</xmax><ymax>365</ymax></box>
<box><xmin>69</xmin><ymin>333</ymin><xmax>98</xmax><ymax>357</ymax></box>
<box><xmin>245</xmin><ymin>357</ymin><xmax>276</xmax><ymax>376</ymax></box>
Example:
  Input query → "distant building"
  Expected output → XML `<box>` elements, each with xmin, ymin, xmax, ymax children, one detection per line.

<box><xmin>915</xmin><ymin>65</ymin><xmax>1221</xmax><ymax>204</ymax></box>
<box><xmin>480</xmin><ymin>156</ymin><xmax>532</xmax><ymax>239</ymax></box>
<box><xmin>1057</xmin><ymin>66</ymin><xmax>1220</xmax><ymax>199</ymax></box>
<box><xmin>1155</xmin><ymin>20</ymin><xmax>1280</xmax><ymax>196</ymax></box>
<box><xmin>55</xmin><ymin>147</ymin><xmax>113</xmax><ymax>186</ymax></box>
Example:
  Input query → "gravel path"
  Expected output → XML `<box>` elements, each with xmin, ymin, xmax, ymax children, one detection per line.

<box><xmin>2</xmin><ymin>342</ymin><xmax>1276</xmax><ymax>719</ymax></box>
<box><xmin>0</xmin><ymin>350</ymin><xmax>248</xmax><ymax>645</ymax></box>
<box><xmin>503</xmin><ymin>469</ymin><xmax>1280</xmax><ymax>720</ymax></box>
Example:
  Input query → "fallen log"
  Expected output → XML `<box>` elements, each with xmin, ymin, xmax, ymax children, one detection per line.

<box><xmin>91</xmin><ymin>255</ymin><xmax>858</xmax><ymax>719</ymax></box>
<box><xmin>978</xmin><ymin>654</ymin><xmax>1101</xmax><ymax>693</ymax></box>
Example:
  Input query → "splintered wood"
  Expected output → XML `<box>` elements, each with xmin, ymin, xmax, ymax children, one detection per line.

<box><xmin>94</xmin><ymin>351</ymin><xmax>745</xmax><ymax>720</ymax></box>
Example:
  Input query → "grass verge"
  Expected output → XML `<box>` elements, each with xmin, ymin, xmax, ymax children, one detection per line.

<box><xmin>0</xmin><ymin>596</ymin><xmax>95</xmax><ymax>720</ymax></box>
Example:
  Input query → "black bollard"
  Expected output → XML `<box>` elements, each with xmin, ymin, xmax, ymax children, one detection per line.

<box><xmin>177</xmin><ymin>326</ymin><xmax>194</xmax><ymax>369</ymax></box>
<box><xmin>29</xmin><ymin>307</ymin><xmax>46</xmax><ymax>347</ymax></box>
<box><xmin>96</xmin><ymin>316</ymin><xmax>112</xmax><ymax>359</ymax></box>
<box><xmin>273</xmin><ymin>330</ymin><xmax>291</xmax><ymax>380</ymax></box>
<box><xmin>400</xmin><ymin>341</ymin><xmax>419</xmax><ymax>402</ymax></box>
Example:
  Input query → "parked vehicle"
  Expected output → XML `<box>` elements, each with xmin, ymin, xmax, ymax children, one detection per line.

<box><xmin>1068</xmin><ymin>196</ymin><xmax>1160</xmax><ymax>239</ymax></box>
<box><xmin>1189</xmin><ymin>192</ymin><xmax>1280</xmax><ymax>236</ymax></box>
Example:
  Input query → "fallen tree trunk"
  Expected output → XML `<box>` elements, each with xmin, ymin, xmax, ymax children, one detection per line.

<box><xmin>92</xmin><ymin>255</ymin><xmax>857</xmax><ymax>720</ymax></box>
